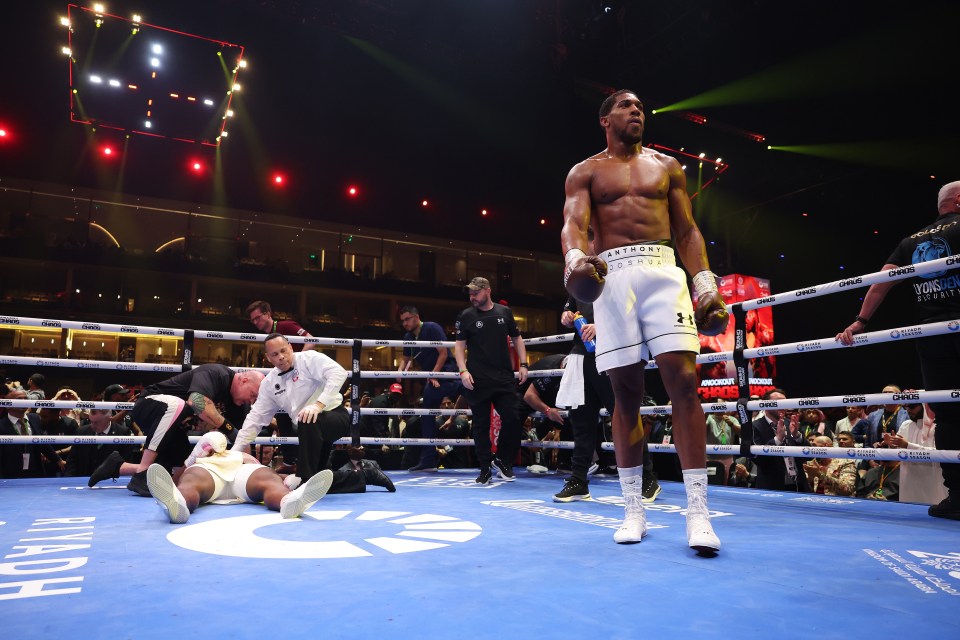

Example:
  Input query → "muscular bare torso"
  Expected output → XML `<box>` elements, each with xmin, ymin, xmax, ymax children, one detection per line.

<box><xmin>585</xmin><ymin>149</ymin><xmax>676</xmax><ymax>253</ymax></box>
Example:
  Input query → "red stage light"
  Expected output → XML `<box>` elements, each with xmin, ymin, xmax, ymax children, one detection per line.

<box><xmin>347</xmin><ymin>185</ymin><xmax>359</xmax><ymax>197</ymax></box>
<box><xmin>272</xmin><ymin>173</ymin><xmax>284</xmax><ymax>185</ymax></box>
<box><xmin>421</xmin><ymin>199</ymin><xmax>429</xmax><ymax>207</ymax></box>
<box><xmin>188</xmin><ymin>159</ymin><xmax>204</xmax><ymax>173</ymax></box>
<box><xmin>540</xmin><ymin>218</ymin><xmax>546</xmax><ymax>225</ymax></box>
<box><xmin>103</xmin><ymin>146</ymin><xmax>113</xmax><ymax>156</ymax></box>
<box><xmin>0</xmin><ymin>129</ymin><xmax>7</xmax><ymax>138</ymax></box>
<box><xmin>481</xmin><ymin>209</ymin><xmax>488</xmax><ymax>216</ymax></box>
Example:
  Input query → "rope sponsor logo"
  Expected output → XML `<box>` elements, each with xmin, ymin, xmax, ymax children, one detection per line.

<box><xmin>77</xmin><ymin>363</ymin><xmax>100</xmax><ymax>369</ymax></box>
<box><xmin>798</xmin><ymin>398</ymin><xmax>820</xmax><ymax>406</ymax></box>
<box><xmin>119</xmin><ymin>326</ymin><xmax>138</xmax><ymax>333</ymax></box>
<box><xmin>756</xmin><ymin>346</ymin><xmax>781</xmax><ymax>356</ymax></box>
<box><xmin>838</xmin><ymin>277</ymin><xmax>863</xmax><ymax>287</ymax></box>
<box><xmin>892</xmin><ymin>392</ymin><xmax>920</xmax><ymax>401</ymax></box>
<box><xmin>708</xmin><ymin>404</ymin><xmax>727</xmax><ymax>412</ymax></box>
<box><xmin>887</xmin><ymin>266</ymin><xmax>916</xmax><ymax>277</ymax></box>
<box><xmin>796</xmin><ymin>341</ymin><xmax>822</xmax><ymax>352</ymax></box>
<box><xmin>949</xmin><ymin>321</ymin><xmax>960</xmax><ymax>331</ymax></box>
<box><xmin>758</xmin><ymin>400</ymin><xmax>780</xmax><ymax>408</ymax></box>
<box><xmin>0</xmin><ymin>400</ymin><xmax>13</xmax><ymax>407</ymax></box>
<box><xmin>897</xmin><ymin>450</ymin><xmax>932</xmax><ymax>461</ymax></box>
<box><xmin>115</xmin><ymin>364</ymin><xmax>137</xmax><ymax>370</ymax></box>
<box><xmin>206</xmin><ymin>332</ymin><xmax>223</xmax><ymax>339</ymax></box>
<box><xmin>704</xmin><ymin>353</ymin><xmax>726</xmax><ymax>362</ymax></box>
<box><xmin>33</xmin><ymin>401</ymin><xmax>55</xmax><ymax>408</ymax></box>
<box><xmin>890</xmin><ymin>327</ymin><xmax>923</xmax><ymax>339</ymax></box>
<box><xmin>31</xmin><ymin>436</ymin><xmax>57</xmax><ymax>444</ymax></box>
<box><xmin>794</xmin><ymin>287</ymin><xmax>816</xmax><ymax>297</ymax></box>
<box><xmin>41</xmin><ymin>320</ymin><xmax>62</xmax><ymax>327</ymax></box>
<box><xmin>239</xmin><ymin>334</ymin><xmax>257</xmax><ymax>340</ymax></box>
<box><xmin>0</xmin><ymin>316</ymin><xmax>20</xmax><ymax>324</ymax></box>
<box><xmin>75</xmin><ymin>402</ymin><xmax>95</xmax><ymax>409</ymax></box>
<box><xmin>157</xmin><ymin>329</ymin><xmax>175</xmax><ymax>336</ymax></box>
<box><xmin>373</xmin><ymin>340</ymin><xmax>390</xmax><ymax>345</ymax></box>
<box><xmin>846</xmin><ymin>449</ymin><xmax>876</xmax><ymax>459</ymax></box>
<box><xmin>334</xmin><ymin>339</ymin><xmax>351</xmax><ymax>345</ymax></box>
<box><xmin>756</xmin><ymin>296</ymin><xmax>775</xmax><ymax>305</ymax></box>
<box><xmin>952</xmin><ymin>391</ymin><xmax>960</xmax><ymax>399</ymax></box>
<box><xmin>81</xmin><ymin>323</ymin><xmax>101</xmax><ymax>330</ymax></box>
<box><xmin>807</xmin><ymin>447</ymin><xmax>831</xmax><ymax>456</ymax></box>
<box><xmin>843</xmin><ymin>395</ymin><xmax>867</xmax><ymax>403</ymax></box>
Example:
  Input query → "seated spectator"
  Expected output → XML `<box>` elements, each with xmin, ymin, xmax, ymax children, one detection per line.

<box><xmin>883</xmin><ymin>401</ymin><xmax>948</xmax><ymax>506</ymax></box>
<box><xmin>799</xmin><ymin>408</ymin><xmax>834</xmax><ymax>442</ymax></box>
<box><xmin>857</xmin><ymin>459</ymin><xmax>901</xmax><ymax>501</ymax></box>
<box><xmin>727</xmin><ymin>456</ymin><xmax>757</xmax><ymax>488</ymax></box>
<box><xmin>1</xmin><ymin>387</ymin><xmax>62</xmax><ymax>478</ymax></box>
<box><xmin>860</xmin><ymin>385</ymin><xmax>909</xmax><ymax>447</ymax></box>
<box><xmin>750</xmin><ymin>389</ymin><xmax>810</xmax><ymax>492</ymax></box>
<box><xmin>37</xmin><ymin>407</ymin><xmax>79</xmax><ymax>476</ymax></box>
<box><xmin>25</xmin><ymin>373</ymin><xmax>46</xmax><ymax>401</ymax></box>
<box><xmin>835</xmin><ymin>406</ymin><xmax>869</xmax><ymax>444</ymax></box>
<box><xmin>52</xmin><ymin>386</ymin><xmax>87</xmax><ymax>424</ymax></box>
<box><xmin>66</xmin><ymin>409</ymin><xmax>137</xmax><ymax>477</ymax></box>
<box><xmin>706</xmin><ymin>410</ymin><xmax>740</xmax><ymax>484</ymax></box>
<box><xmin>437</xmin><ymin>396</ymin><xmax>472</xmax><ymax>469</ymax></box>
<box><xmin>836</xmin><ymin>430</ymin><xmax>857</xmax><ymax>449</ymax></box>
<box><xmin>802</xmin><ymin>435</ymin><xmax>857</xmax><ymax>496</ymax></box>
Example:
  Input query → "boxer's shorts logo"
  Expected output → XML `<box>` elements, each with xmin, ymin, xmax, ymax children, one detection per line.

<box><xmin>476</xmin><ymin>321</ymin><xmax>483</xmax><ymax>328</ymax></box>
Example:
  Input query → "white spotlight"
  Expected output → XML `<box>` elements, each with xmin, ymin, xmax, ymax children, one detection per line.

<box><xmin>109</xmin><ymin>79</ymin><xmax>120</xmax><ymax>87</ymax></box>
<box><xmin>203</xmin><ymin>99</ymin><xmax>214</xmax><ymax>106</ymax></box>
<box><xmin>90</xmin><ymin>75</ymin><xmax>102</xmax><ymax>83</ymax></box>
<box><xmin>152</xmin><ymin>44</ymin><xmax>162</xmax><ymax>54</ymax></box>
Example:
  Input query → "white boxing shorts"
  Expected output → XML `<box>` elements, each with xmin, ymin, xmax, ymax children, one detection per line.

<box><xmin>593</xmin><ymin>243</ymin><xmax>701</xmax><ymax>373</ymax></box>
<box><xmin>192</xmin><ymin>451</ymin><xmax>266</xmax><ymax>504</ymax></box>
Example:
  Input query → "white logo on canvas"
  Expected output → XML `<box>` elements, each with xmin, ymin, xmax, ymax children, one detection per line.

<box><xmin>166</xmin><ymin>510</ymin><xmax>482</xmax><ymax>558</ymax></box>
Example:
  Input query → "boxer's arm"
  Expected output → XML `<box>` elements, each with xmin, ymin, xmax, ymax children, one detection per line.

<box><xmin>665</xmin><ymin>157</ymin><xmax>710</xmax><ymax>276</ymax></box>
<box><xmin>560</xmin><ymin>162</ymin><xmax>592</xmax><ymax>256</ymax></box>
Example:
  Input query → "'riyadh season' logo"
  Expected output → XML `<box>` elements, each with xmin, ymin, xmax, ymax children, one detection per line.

<box><xmin>166</xmin><ymin>509</ymin><xmax>481</xmax><ymax>558</ymax></box>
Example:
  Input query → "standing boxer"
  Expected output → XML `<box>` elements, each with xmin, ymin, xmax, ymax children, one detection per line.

<box><xmin>560</xmin><ymin>89</ymin><xmax>727</xmax><ymax>552</ymax></box>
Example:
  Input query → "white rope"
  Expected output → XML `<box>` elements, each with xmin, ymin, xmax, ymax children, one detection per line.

<box><xmin>4</xmin><ymin>435</ymin><xmax>956</xmax><ymax>463</ymax></box>
<box><xmin>736</xmin><ymin>255</ymin><xmax>960</xmax><ymax>311</ymax></box>
<box><xmin>357</xmin><ymin>332</ymin><xmax>573</xmax><ymax>348</ymax></box>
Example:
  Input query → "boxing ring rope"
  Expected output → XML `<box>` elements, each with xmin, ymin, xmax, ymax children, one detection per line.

<box><xmin>2</xmin><ymin>254</ymin><xmax>959</xmax><ymax>467</ymax></box>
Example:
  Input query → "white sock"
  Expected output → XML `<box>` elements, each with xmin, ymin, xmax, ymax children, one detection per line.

<box><xmin>682</xmin><ymin>468</ymin><xmax>709</xmax><ymax>513</ymax></box>
<box><xmin>618</xmin><ymin>464</ymin><xmax>643</xmax><ymax>488</ymax></box>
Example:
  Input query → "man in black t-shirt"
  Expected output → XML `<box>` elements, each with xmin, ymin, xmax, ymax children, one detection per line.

<box><xmin>838</xmin><ymin>180</ymin><xmax>960</xmax><ymax>520</ymax></box>
<box><xmin>88</xmin><ymin>363</ymin><xmax>264</xmax><ymax>496</ymax></box>
<box><xmin>455</xmin><ymin>277</ymin><xmax>528</xmax><ymax>484</ymax></box>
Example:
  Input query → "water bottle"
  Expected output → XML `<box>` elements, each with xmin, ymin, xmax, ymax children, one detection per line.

<box><xmin>573</xmin><ymin>312</ymin><xmax>596</xmax><ymax>353</ymax></box>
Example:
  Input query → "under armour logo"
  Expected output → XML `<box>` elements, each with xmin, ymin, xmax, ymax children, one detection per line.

<box><xmin>677</xmin><ymin>312</ymin><xmax>694</xmax><ymax>325</ymax></box>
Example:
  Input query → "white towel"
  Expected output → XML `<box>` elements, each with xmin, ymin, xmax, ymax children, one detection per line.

<box><xmin>556</xmin><ymin>353</ymin><xmax>585</xmax><ymax>409</ymax></box>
